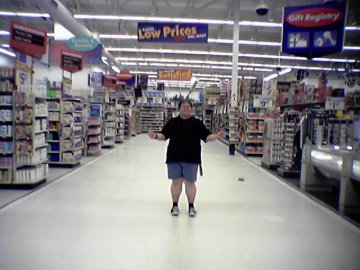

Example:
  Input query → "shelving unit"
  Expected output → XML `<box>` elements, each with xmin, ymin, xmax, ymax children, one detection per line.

<box><xmin>47</xmin><ymin>97</ymin><xmax>82</xmax><ymax>167</ymax></box>
<box><xmin>138</xmin><ymin>91</ymin><xmax>165</xmax><ymax>133</ymax></box>
<box><xmin>102</xmin><ymin>102</ymin><xmax>116</xmax><ymax>147</ymax></box>
<box><xmin>0</xmin><ymin>68</ymin><xmax>15</xmax><ymax>185</ymax></box>
<box><xmin>86</xmin><ymin>103</ymin><xmax>102</xmax><ymax>155</ymax></box>
<box><xmin>277</xmin><ymin>111</ymin><xmax>300</xmax><ymax>177</ymax></box>
<box><xmin>14</xmin><ymin>85</ymin><xmax>49</xmax><ymax>186</ymax></box>
<box><xmin>124</xmin><ymin>107</ymin><xmax>131</xmax><ymax>139</ymax></box>
<box><xmin>238</xmin><ymin>113</ymin><xmax>265</xmax><ymax>156</ymax></box>
<box><xmin>228</xmin><ymin>106</ymin><xmax>240</xmax><ymax>145</ymax></box>
<box><xmin>262</xmin><ymin>118</ymin><xmax>283</xmax><ymax>170</ymax></box>
<box><xmin>115</xmin><ymin>104</ymin><xmax>125</xmax><ymax>143</ymax></box>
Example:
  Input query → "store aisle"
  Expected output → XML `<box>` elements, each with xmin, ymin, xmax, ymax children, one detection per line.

<box><xmin>0</xmin><ymin>135</ymin><xmax>359</xmax><ymax>270</ymax></box>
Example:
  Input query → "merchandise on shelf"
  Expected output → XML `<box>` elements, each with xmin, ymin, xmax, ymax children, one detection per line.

<box><xmin>238</xmin><ymin>113</ymin><xmax>267</xmax><ymax>156</ymax></box>
<box><xmin>86</xmin><ymin>103</ymin><xmax>102</xmax><ymax>155</ymax></box>
<box><xmin>47</xmin><ymin>97</ymin><xmax>83</xmax><ymax>165</ymax></box>
<box><xmin>138</xmin><ymin>91</ymin><xmax>165</xmax><ymax>133</ymax></box>
<box><xmin>102</xmin><ymin>102</ymin><xmax>116</xmax><ymax>147</ymax></box>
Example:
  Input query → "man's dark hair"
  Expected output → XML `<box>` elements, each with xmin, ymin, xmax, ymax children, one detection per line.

<box><xmin>178</xmin><ymin>99</ymin><xmax>193</xmax><ymax>109</ymax></box>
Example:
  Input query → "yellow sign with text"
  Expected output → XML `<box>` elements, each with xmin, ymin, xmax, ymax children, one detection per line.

<box><xmin>157</xmin><ymin>69</ymin><xmax>192</xmax><ymax>81</ymax></box>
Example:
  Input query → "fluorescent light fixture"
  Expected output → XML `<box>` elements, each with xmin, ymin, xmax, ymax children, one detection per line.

<box><xmin>346</xmin><ymin>146</ymin><xmax>353</xmax><ymax>151</ymax></box>
<box><xmin>334</xmin><ymin>145</ymin><xmax>340</xmax><ymax>150</ymax></box>
<box><xmin>263</xmin><ymin>73</ymin><xmax>278</xmax><ymax>81</ymax></box>
<box><xmin>1</xmin><ymin>44</ymin><xmax>10</xmax><ymax>48</ymax></box>
<box><xmin>244</xmin><ymin>76</ymin><xmax>257</xmax><ymax>79</ymax></box>
<box><xmin>0</xmin><ymin>31</ymin><xmax>9</xmax><ymax>35</ymax></box>
<box><xmin>101</xmin><ymin>57</ymin><xmax>109</xmax><ymax>65</ymax></box>
<box><xmin>99</xmin><ymin>34</ymin><xmax>137</xmax><ymax>39</ymax></box>
<box><xmin>17</xmin><ymin>12</ymin><xmax>49</xmax><ymax>18</ymax></box>
<box><xmin>0</xmin><ymin>11</ymin><xmax>16</xmax><ymax>16</ymax></box>
<box><xmin>111</xmin><ymin>65</ymin><xmax>120</xmax><ymax>73</ymax></box>
<box><xmin>255</xmin><ymin>68</ymin><xmax>273</xmax><ymax>72</ymax></box>
<box><xmin>121</xmin><ymin>62</ymin><xmax>137</xmax><ymax>66</ymax></box>
<box><xmin>0</xmin><ymin>48</ymin><xmax>16</xmax><ymax>57</ymax></box>
<box><xmin>279</xmin><ymin>68</ymin><xmax>292</xmax><ymax>75</ymax></box>
<box><xmin>130</xmin><ymin>71</ymin><xmax>157</xmax><ymax>75</ymax></box>
<box><xmin>239</xmin><ymin>21</ymin><xmax>282</xmax><ymax>27</ymax></box>
<box><xmin>138</xmin><ymin>62</ymin><xmax>149</xmax><ymax>66</ymax></box>
<box><xmin>344</xmin><ymin>46</ymin><xmax>360</xmax><ymax>50</ymax></box>
<box><xmin>111</xmin><ymin>48</ymin><xmax>357</xmax><ymax>63</ymax></box>
<box><xmin>346</xmin><ymin>26</ymin><xmax>360</xmax><ymax>30</ymax></box>
<box><xmin>75</xmin><ymin>14</ymin><xmax>232</xmax><ymax>25</ymax></box>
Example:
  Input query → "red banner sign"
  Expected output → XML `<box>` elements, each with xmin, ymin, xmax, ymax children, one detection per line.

<box><xmin>157</xmin><ymin>69</ymin><xmax>192</xmax><ymax>81</ymax></box>
<box><xmin>116</xmin><ymin>71</ymin><xmax>133</xmax><ymax>80</ymax></box>
<box><xmin>286</xmin><ymin>7</ymin><xmax>343</xmax><ymax>28</ymax></box>
<box><xmin>103</xmin><ymin>75</ymin><xmax>117</xmax><ymax>90</ymax></box>
<box><xmin>60</xmin><ymin>51</ymin><xmax>83</xmax><ymax>73</ymax></box>
<box><xmin>10</xmin><ymin>21</ymin><xmax>47</xmax><ymax>58</ymax></box>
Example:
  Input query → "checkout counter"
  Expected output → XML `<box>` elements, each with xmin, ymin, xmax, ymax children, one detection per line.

<box><xmin>301</xmin><ymin>144</ymin><xmax>360</xmax><ymax>215</ymax></box>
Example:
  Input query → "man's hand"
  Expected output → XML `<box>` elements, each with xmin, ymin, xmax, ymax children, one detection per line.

<box><xmin>148</xmin><ymin>130</ymin><xmax>156</xmax><ymax>139</ymax></box>
<box><xmin>216</xmin><ymin>129</ymin><xmax>226</xmax><ymax>140</ymax></box>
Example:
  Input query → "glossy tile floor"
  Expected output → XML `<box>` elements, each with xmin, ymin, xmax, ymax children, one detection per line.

<box><xmin>0</xmin><ymin>135</ymin><xmax>359</xmax><ymax>270</ymax></box>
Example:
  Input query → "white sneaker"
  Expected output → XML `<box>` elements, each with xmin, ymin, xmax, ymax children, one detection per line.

<box><xmin>171</xmin><ymin>206</ymin><xmax>180</xmax><ymax>216</ymax></box>
<box><xmin>189</xmin><ymin>207</ymin><xmax>197</xmax><ymax>217</ymax></box>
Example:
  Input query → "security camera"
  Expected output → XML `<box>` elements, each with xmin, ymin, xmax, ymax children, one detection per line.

<box><xmin>256</xmin><ymin>3</ymin><xmax>269</xmax><ymax>16</ymax></box>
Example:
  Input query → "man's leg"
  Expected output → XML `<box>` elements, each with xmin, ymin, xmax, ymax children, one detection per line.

<box><xmin>184</xmin><ymin>180</ymin><xmax>196</xmax><ymax>204</ymax></box>
<box><xmin>184</xmin><ymin>180</ymin><xmax>197</xmax><ymax>217</ymax></box>
<box><xmin>170</xmin><ymin>178</ymin><xmax>183</xmax><ymax>216</ymax></box>
<box><xmin>171</xmin><ymin>178</ymin><xmax>183</xmax><ymax>203</ymax></box>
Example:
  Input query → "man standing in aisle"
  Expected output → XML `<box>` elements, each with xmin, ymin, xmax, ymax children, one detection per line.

<box><xmin>148</xmin><ymin>99</ymin><xmax>226</xmax><ymax>217</ymax></box>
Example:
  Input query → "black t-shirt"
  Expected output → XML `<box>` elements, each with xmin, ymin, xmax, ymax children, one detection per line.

<box><xmin>161</xmin><ymin>116</ymin><xmax>211</xmax><ymax>164</ymax></box>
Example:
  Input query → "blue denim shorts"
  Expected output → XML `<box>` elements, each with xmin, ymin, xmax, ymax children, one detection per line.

<box><xmin>167</xmin><ymin>162</ymin><xmax>199</xmax><ymax>182</ymax></box>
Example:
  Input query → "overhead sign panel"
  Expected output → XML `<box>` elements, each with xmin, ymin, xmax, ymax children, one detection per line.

<box><xmin>158</xmin><ymin>69</ymin><xmax>192</xmax><ymax>81</ymax></box>
<box><xmin>282</xmin><ymin>2</ymin><xmax>346</xmax><ymax>58</ymax></box>
<box><xmin>61</xmin><ymin>51</ymin><xmax>82</xmax><ymax>73</ymax></box>
<box><xmin>10</xmin><ymin>21</ymin><xmax>47</xmax><ymax>58</ymax></box>
<box><xmin>138</xmin><ymin>22</ymin><xmax>208</xmax><ymax>43</ymax></box>
<box><xmin>66</xmin><ymin>36</ymin><xmax>99</xmax><ymax>52</ymax></box>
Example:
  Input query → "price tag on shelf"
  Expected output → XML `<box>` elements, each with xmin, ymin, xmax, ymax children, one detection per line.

<box><xmin>325</xmin><ymin>97</ymin><xmax>344</xmax><ymax>110</ymax></box>
<box><xmin>253</xmin><ymin>95</ymin><xmax>274</xmax><ymax>108</ymax></box>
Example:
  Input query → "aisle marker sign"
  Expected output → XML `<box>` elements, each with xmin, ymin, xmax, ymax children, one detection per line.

<box><xmin>282</xmin><ymin>2</ymin><xmax>346</xmax><ymax>58</ymax></box>
<box><xmin>60</xmin><ymin>51</ymin><xmax>82</xmax><ymax>73</ymax></box>
<box><xmin>138</xmin><ymin>22</ymin><xmax>208</xmax><ymax>43</ymax></box>
<box><xmin>10</xmin><ymin>21</ymin><xmax>47</xmax><ymax>58</ymax></box>
<box><xmin>158</xmin><ymin>69</ymin><xmax>192</xmax><ymax>81</ymax></box>
<box><xmin>253</xmin><ymin>95</ymin><xmax>274</xmax><ymax>108</ymax></box>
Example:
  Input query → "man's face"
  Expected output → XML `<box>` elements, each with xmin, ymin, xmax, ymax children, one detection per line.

<box><xmin>179</xmin><ymin>102</ymin><xmax>192</xmax><ymax>118</ymax></box>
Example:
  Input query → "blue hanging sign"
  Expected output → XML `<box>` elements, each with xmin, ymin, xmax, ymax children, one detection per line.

<box><xmin>282</xmin><ymin>2</ymin><xmax>346</xmax><ymax>58</ymax></box>
<box><xmin>138</xmin><ymin>22</ymin><xmax>208</xmax><ymax>43</ymax></box>
<box><xmin>67</xmin><ymin>36</ymin><xmax>100</xmax><ymax>52</ymax></box>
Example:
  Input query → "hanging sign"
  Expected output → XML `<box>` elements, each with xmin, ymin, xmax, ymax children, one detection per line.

<box><xmin>282</xmin><ymin>2</ymin><xmax>346</xmax><ymax>58</ymax></box>
<box><xmin>103</xmin><ymin>75</ymin><xmax>117</xmax><ymax>90</ymax></box>
<box><xmin>325</xmin><ymin>97</ymin><xmax>344</xmax><ymax>110</ymax></box>
<box><xmin>66</xmin><ymin>36</ymin><xmax>99</xmax><ymax>52</ymax></box>
<box><xmin>116</xmin><ymin>71</ymin><xmax>133</xmax><ymax>81</ymax></box>
<box><xmin>61</xmin><ymin>51</ymin><xmax>83</xmax><ymax>73</ymax></box>
<box><xmin>138</xmin><ymin>22</ymin><xmax>208</xmax><ymax>43</ymax></box>
<box><xmin>253</xmin><ymin>95</ymin><xmax>274</xmax><ymax>108</ymax></box>
<box><xmin>157</xmin><ymin>69</ymin><xmax>192</xmax><ymax>81</ymax></box>
<box><xmin>10</xmin><ymin>21</ymin><xmax>47</xmax><ymax>58</ymax></box>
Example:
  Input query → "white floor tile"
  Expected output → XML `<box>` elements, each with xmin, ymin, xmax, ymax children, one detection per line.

<box><xmin>0</xmin><ymin>134</ymin><xmax>359</xmax><ymax>270</ymax></box>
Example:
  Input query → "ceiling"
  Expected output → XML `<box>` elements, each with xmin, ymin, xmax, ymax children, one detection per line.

<box><xmin>0</xmin><ymin>0</ymin><xmax>360</xmax><ymax>89</ymax></box>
